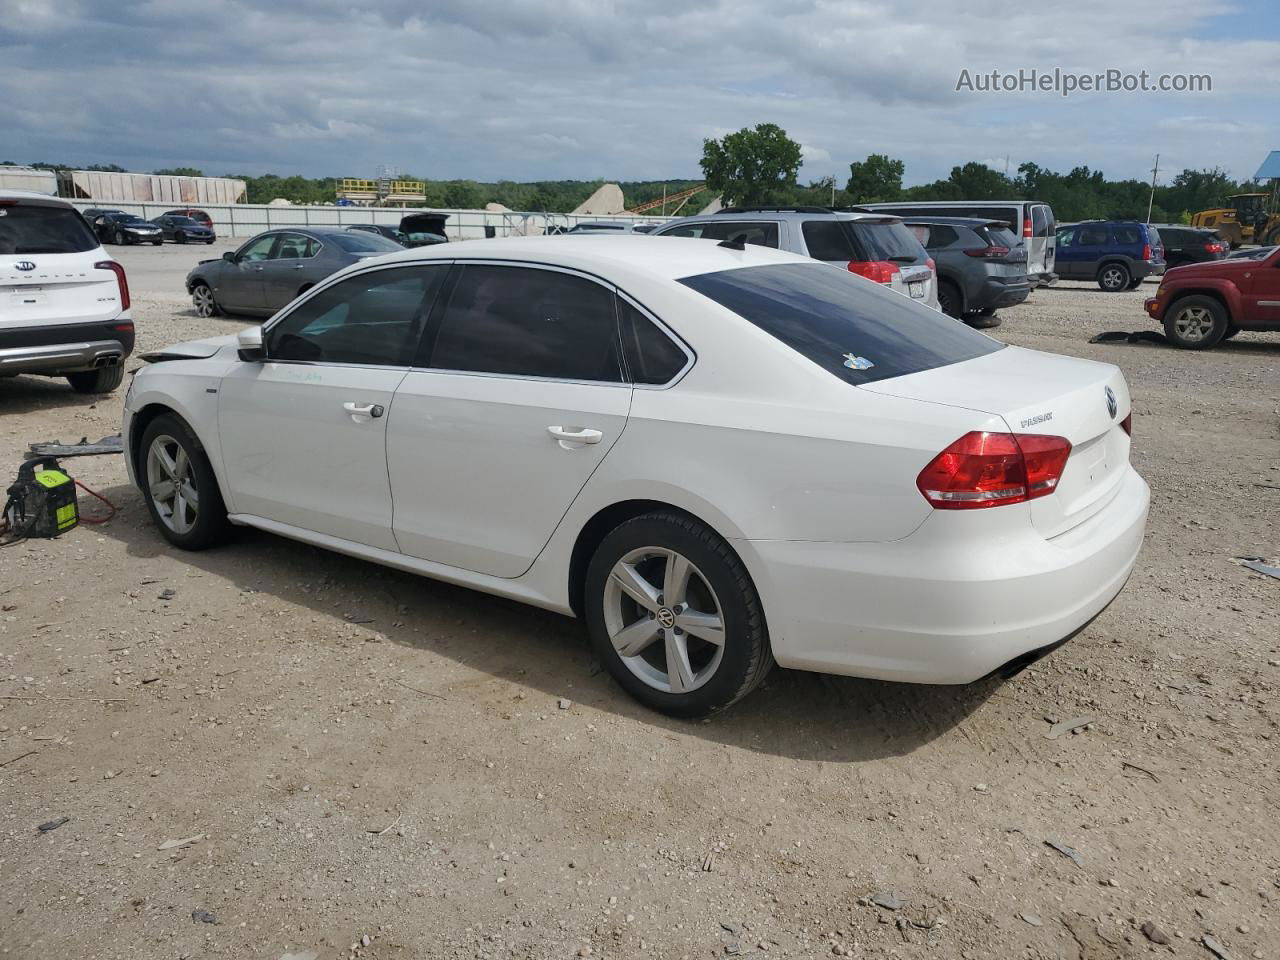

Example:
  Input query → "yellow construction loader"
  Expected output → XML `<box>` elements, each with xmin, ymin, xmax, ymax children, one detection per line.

<box><xmin>1191</xmin><ymin>193</ymin><xmax>1280</xmax><ymax>247</ymax></box>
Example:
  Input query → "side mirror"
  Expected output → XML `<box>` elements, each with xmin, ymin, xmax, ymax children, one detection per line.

<box><xmin>237</xmin><ymin>326</ymin><xmax>264</xmax><ymax>363</ymax></box>
<box><xmin>222</xmin><ymin>251</ymin><xmax>237</xmax><ymax>263</ymax></box>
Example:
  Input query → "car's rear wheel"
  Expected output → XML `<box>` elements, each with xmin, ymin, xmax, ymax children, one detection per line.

<box><xmin>151</xmin><ymin>239</ymin><xmax>162</xmax><ymax>246</ymax></box>
<box><xmin>66</xmin><ymin>365</ymin><xmax>125</xmax><ymax>394</ymax></box>
<box><xmin>584</xmin><ymin>512</ymin><xmax>772</xmax><ymax>717</ymax></box>
<box><xmin>1098</xmin><ymin>263</ymin><xmax>1130</xmax><ymax>291</ymax></box>
<box><xmin>937</xmin><ymin>279</ymin><xmax>962</xmax><ymax>319</ymax></box>
<box><xmin>192</xmin><ymin>282</ymin><xmax>219</xmax><ymax>317</ymax></box>
<box><xmin>1163</xmin><ymin>295</ymin><xmax>1228</xmax><ymax>349</ymax></box>
<box><xmin>139</xmin><ymin>414</ymin><xmax>233</xmax><ymax>551</ymax></box>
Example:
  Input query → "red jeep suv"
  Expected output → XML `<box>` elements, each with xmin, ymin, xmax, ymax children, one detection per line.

<box><xmin>1145</xmin><ymin>247</ymin><xmax>1280</xmax><ymax>348</ymax></box>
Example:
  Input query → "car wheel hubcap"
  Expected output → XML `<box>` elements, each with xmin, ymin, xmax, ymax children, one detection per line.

<box><xmin>146</xmin><ymin>435</ymin><xmax>199</xmax><ymax>535</ymax></box>
<box><xmin>1103</xmin><ymin>268</ymin><xmax>1123</xmax><ymax>288</ymax></box>
<box><xmin>193</xmin><ymin>286</ymin><xmax>214</xmax><ymax>317</ymax></box>
<box><xmin>603</xmin><ymin>547</ymin><xmax>725</xmax><ymax>694</ymax></box>
<box><xmin>1174</xmin><ymin>306</ymin><xmax>1213</xmax><ymax>341</ymax></box>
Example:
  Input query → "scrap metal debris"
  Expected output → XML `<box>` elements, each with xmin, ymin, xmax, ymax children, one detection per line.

<box><xmin>158</xmin><ymin>834</ymin><xmax>203</xmax><ymax>851</ymax></box>
<box><xmin>1202</xmin><ymin>933</ymin><xmax>1234</xmax><ymax>959</ymax></box>
<box><xmin>1045</xmin><ymin>716</ymin><xmax>1096</xmax><ymax>739</ymax></box>
<box><xmin>1241</xmin><ymin>559</ymin><xmax>1280</xmax><ymax>580</ymax></box>
<box><xmin>870</xmin><ymin>891</ymin><xmax>909</xmax><ymax>911</ymax></box>
<box><xmin>1089</xmin><ymin>330</ymin><xmax>1170</xmax><ymax>346</ymax></box>
<box><xmin>24</xmin><ymin>435</ymin><xmax>124</xmax><ymax>459</ymax></box>
<box><xmin>1044</xmin><ymin>839</ymin><xmax>1084</xmax><ymax>867</ymax></box>
<box><xmin>191</xmin><ymin>909</ymin><xmax>217</xmax><ymax>924</ymax></box>
<box><xmin>37</xmin><ymin>817</ymin><xmax>69</xmax><ymax>833</ymax></box>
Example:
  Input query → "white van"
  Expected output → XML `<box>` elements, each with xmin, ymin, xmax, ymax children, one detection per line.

<box><xmin>0</xmin><ymin>190</ymin><xmax>133</xmax><ymax>393</ymax></box>
<box><xmin>861</xmin><ymin>200</ymin><xmax>1057</xmax><ymax>287</ymax></box>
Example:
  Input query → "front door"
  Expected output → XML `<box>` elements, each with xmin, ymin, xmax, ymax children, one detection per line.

<box><xmin>387</xmin><ymin>262</ymin><xmax>632</xmax><ymax>578</ymax></box>
<box><xmin>217</xmin><ymin>263</ymin><xmax>447</xmax><ymax>549</ymax></box>
<box><xmin>258</xmin><ymin>231</ymin><xmax>320</xmax><ymax>312</ymax></box>
<box><xmin>216</xmin><ymin>233</ymin><xmax>278</xmax><ymax>314</ymax></box>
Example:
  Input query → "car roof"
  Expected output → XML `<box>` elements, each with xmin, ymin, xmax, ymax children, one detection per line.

<box><xmin>0</xmin><ymin>189</ymin><xmax>75</xmax><ymax>205</ymax></box>
<box><xmin>362</xmin><ymin>234</ymin><xmax>814</xmax><ymax>280</ymax></box>
<box><xmin>683</xmin><ymin>209</ymin><xmax>898</xmax><ymax>224</ymax></box>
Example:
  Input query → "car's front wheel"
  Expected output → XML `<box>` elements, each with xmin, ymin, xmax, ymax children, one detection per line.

<box><xmin>139</xmin><ymin>414</ymin><xmax>233</xmax><ymax>550</ymax></box>
<box><xmin>113</xmin><ymin>228</ymin><xmax>126</xmax><ymax>246</ymax></box>
<box><xmin>192</xmin><ymin>282</ymin><xmax>219</xmax><ymax>317</ymax></box>
<box><xmin>175</xmin><ymin>231</ymin><xmax>186</xmax><ymax>244</ymax></box>
<box><xmin>1098</xmin><ymin>263</ymin><xmax>1130</xmax><ymax>291</ymax></box>
<box><xmin>1163</xmin><ymin>295</ymin><xmax>1228</xmax><ymax>349</ymax></box>
<box><xmin>584</xmin><ymin>512</ymin><xmax>773</xmax><ymax>717</ymax></box>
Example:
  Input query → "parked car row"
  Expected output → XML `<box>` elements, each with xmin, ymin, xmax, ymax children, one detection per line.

<box><xmin>84</xmin><ymin>207</ymin><xmax>218</xmax><ymax>245</ymax></box>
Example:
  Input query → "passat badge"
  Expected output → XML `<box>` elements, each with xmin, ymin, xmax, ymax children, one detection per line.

<box><xmin>15</xmin><ymin>260</ymin><xmax>36</xmax><ymax>272</ymax></box>
<box><xmin>843</xmin><ymin>353</ymin><xmax>875</xmax><ymax>370</ymax></box>
<box><xmin>1105</xmin><ymin>385</ymin><xmax>1117</xmax><ymax>419</ymax></box>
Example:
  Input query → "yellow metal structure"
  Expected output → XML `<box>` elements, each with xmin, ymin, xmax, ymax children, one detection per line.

<box><xmin>1191</xmin><ymin>193</ymin><xmax>1280</xmax><ymax>247</ymax></box>
<box><xmin>337</xmin><ymin>178</ymin><xmax>427</xmax><ymax>207</ymax></box>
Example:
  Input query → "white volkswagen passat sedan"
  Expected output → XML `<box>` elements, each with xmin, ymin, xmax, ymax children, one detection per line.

<box><xmin>123</xmin><ymin>236</ymin><xmax>1149</xmax><ymax>717</ymax></box>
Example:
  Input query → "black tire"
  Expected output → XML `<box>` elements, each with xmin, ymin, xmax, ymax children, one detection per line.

<box><xmin>584</xmin><ymin>512</ymin><xmax>773</xmax><ymax>717</ymax></box>
<box><xmin>66</xmin><ymin>365</ymin><xmax>125</xmax><ymax>394</ymax></box>
<box><xmin>1126</xmin><ymin>276</ymin><xmax>1144</xmax><ymax>290</ymax></box>
<box><xmin>963</xmin><ymin>312</ymin><xmax>1001</xmax><ymax>329</ymax></box>
<box><xmin>113</xmin><ymin>228</ymin><xmax>126</xmax><ymax>246</ymax></box>
<box><xmin>191</xmin><ymin>281</ymin><xmax>219</xmax><ymax>318</ymax></box>
<box><xmin>138</xmin><ymin>414</ymin><xmax>233</xmax><ymax>550</ymax></box>
<box><xmin>937</xmin><ymin>279</ymin><xmax>963</xmax><ymax>319</ymax></box>
<box><xmin>1223</xmin><ymin>325</ymin><xmax>1241</xmax><ymax>341</ymax></box>
<box><xmin>205</xmin><ymin>238</ymin><xmax>215</xmax><ymax>244</ymax></box>
<box><xmin>1097</xmin><ymin>262</ymin><xmax>1130</xmax><ymax>292</ymax></box>
<box><xmin>1267</xmin><ymin>228</ymin><xmax>1280</xmax><ymax>247</ymax></box>
<box><xmin>176</xmin><ymin>231</ymin><xmax>186</xmax><ymax>244</ymax></box>
<box><xmin>151</xmin><ymin>239</ymin><xmax>162</xmax><ymax>246</ymax></box>
<box><xmin>1163</xmin><ymin>294</ymin><xmax>1228</xmax><ymax>350</ymax></box>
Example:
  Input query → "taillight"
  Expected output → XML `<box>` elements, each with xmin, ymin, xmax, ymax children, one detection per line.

<box><xmin>1120</xmin><ymin>413</ymin><xmax>1132</xmax><ymax>436</ymax></box>
<box><xmin>1023</xmin><ymin>218</ymin><xmax>1033</xmax><ymax>238</ymax></box>
<box><xmin>1141</xmin><ymin>243</ymin><xmax>1152</xmax><ymax>261</ymax></box>
<box><xmin>915</xmin><ymin>431</ymin><xmax>1072</xmax><ymax>510</ymax></box>
<box><xmin>926</xmin><ymin>258</ymin><xmax>936</xmax><ymax>272</ymax></box>
<box><xmin>95</xmin><ymin>260</ymin><xmax>130</xmax><ymax>311</ymax></box>
<box><xmin>964</xmin><ymin>245</ymin><xmax>1011</xmax><ymax>259</ymax></box>
<box><xmin>847</xmin><ymin>260</ymin><xmax>900</xmax><ymax>283</ymax></box>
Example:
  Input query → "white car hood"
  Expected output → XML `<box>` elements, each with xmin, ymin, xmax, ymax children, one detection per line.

<box><xmin>139</xmin><ymin>334</ymin><xmax>238</xmax><ymax>363</ymax></box>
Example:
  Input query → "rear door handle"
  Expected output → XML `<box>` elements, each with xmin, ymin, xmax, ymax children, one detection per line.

<box><xmin>343</xmin><ymin>401</ymin><xmax>385</xmax><ymax>422</ymax></box>
<box><xmin>547</xmin><ymin>425</ymin><xmax>602</xmax><ymax>447</ymax></box>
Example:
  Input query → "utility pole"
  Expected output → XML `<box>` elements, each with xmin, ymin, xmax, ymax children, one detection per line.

<box><xmin>831</xmin><ymin>178</ymin><xmax>836</xmax><ymax>207</ymax></box>
<box><xmin>1146</xmin><ymin>154</ymin><xmax>1160</xmax><ymax>224</ymax></box>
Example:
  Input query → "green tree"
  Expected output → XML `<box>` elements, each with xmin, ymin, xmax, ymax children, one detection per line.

<box><xmin>846</xmin><ymin>154</ymin><xmax>904</xmax><ymax>204</ymax></box>
<box><xmin>152</xmin><ymin>166</ymin><xmax>204</xmax><ymax>177</ymax></box>
<box><xmin>700</xmin><ymin>123</ymin><xmax>803</xmax><ymax>206</ymax></box>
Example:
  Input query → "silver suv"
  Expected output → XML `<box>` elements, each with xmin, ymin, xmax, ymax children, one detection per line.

<box><xmin>651</xmin><ymin>206</ymin><xmax>939</xmax><ymax>310</ymax></box>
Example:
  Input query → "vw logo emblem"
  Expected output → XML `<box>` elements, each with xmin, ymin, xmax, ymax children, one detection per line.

<box><xmin>656</xmin><ymin>607</ymin><xmax>676</xmax><ymax>629</ymax></box>
<box><xmin>15</xmin><ymin>260</ymin><xmax>36</xmax><ymax>272</ymax></box>
<box><xmin>1104</xmin><ymin>386</ymin><xmax>1117</xmax><ymax>419</ymax></box>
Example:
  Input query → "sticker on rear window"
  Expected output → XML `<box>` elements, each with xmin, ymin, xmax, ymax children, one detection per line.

<box><xmin>843</xmin><ymin>353</ymin><xmax>875</xmax><ymax>370</ymax></box>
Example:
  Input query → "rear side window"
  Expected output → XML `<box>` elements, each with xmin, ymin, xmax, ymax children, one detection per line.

<box><xmin>428</xmin><ymin>265</ymin><xmax>623</xmax><ymax>382</ymax></box>
<box><xmin>0</xmin><ymin>203</ymin><xmax>99</xmax><ymax>255</ymax></box>
<box><xmin>331</xmin><ymin>232</ymin><xmax>401</xmax><ymax>253</ymax></box>
<box><xmin>661</xmin><ymin>221</ymin><xmax>779</xmax><ymax>248</ymax></box>
<box><xmin>617</xmin><ymin>298</ymin><xmax>689</xmax><ymax>385</ymax></box>
<box><xmin>848</xmin><ymin>221</ymin><xmax>928</xmax><ymax>264</ymax></box>
<box><xmin>1112</xmin><ymin>225</ymin><xmax>1142</xmax><ymax>245</ymax></box>
<box><xmin>977</xmin><ymin>225</ymin><xmax>1017</xmax><ymax>248</ymax></box>
<box><xmin>918</xmin><ymin>224</ymin><xmax>959</xmax><ymax>248</ymax></box>
<box><xmin>1078</xmin><ymin>225</ymin><xmax>1108</xmax><ymax>246</ymax></box>
<box><xmin>801</xmin><ymin>220</ymin><xmax>855</xmax><ymax>260</ymax></box>
<box><xmin>680</xmin><ymin>263</ymin><xmax>1002</xmax><ymax>385</ymax></box>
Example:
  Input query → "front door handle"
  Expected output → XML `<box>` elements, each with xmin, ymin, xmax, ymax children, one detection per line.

<box><xmin>547</xmin><ymin>425</ymin><xmax>602</xmax><ymax>447</ymax></box>
<box><xmin>343</xmin><ymin>401</ymin><xmax>385</xmax><ymax>422</ymax></box>
<box><xmin>293</xmin><ymin>264</ymin><xmax>305</xmax><ymax>270</ymax></box>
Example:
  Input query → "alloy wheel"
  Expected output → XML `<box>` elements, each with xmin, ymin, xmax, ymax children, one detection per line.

<box><xmin>192</xmin><ymin>285</ymin><xmax>215</xmax><ymax>317</ymax></box>
<box><xmin>602</xmin><ymin>546</ymin><xmax>725</xmax><ymax>694</ymax></box>
<box><xmin>146</xmin><ymin>434</ymin><xmax>199</xmax><ymax>535</ymax></box>
<box><xmin>1100</xmin><ymin>266</ymin><xmax>1125</xmax><ymax>290</ymax></box>
<box><xmin>1172</xmin><ymin>305</ymin><xmax>1214</xmax><ymax>342</ymax></box>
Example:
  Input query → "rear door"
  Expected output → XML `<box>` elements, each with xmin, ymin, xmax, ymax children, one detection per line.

<box><xmin>0</xmin><ymin>197</ymin><xmax>122</xmax><ymax>330</ymax></box>
<box><xmin>1238</xmin><ymin>248</ymin><xmax>1280</xmax><ymax>326</ymax></box>
<box><xmin>387</xmin><ymin>262</ymin><xmax>632</xmax><ymax>577</ymax></box>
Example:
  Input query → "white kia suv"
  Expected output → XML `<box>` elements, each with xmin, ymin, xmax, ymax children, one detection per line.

<box><xmin>122</xmin><ymin>236</ymin><xmax>1149</xmax><ymax>716</ymax></box>
<box><xmin>0</xmin><ymin>190</ymin><xmax>133</xmax><ymax>393</ymax></box>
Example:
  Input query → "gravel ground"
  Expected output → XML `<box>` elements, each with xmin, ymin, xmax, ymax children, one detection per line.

<box><xmin>1</xmin><ymin>246</ymin><xmax>1278</xmax><ymax>960</ymax></box>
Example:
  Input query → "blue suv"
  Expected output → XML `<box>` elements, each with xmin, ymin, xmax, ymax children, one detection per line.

<box><xmin>1054</xmin><ymin>221</ymin><xmax>1165</xmax><ymax>291</ymax></box>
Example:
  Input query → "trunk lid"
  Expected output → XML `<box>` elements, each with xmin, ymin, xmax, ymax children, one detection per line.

<box><xmin>862</xmin><ymin>346</ymin><xmax>1132</xmax><ymax>537</ymax></box>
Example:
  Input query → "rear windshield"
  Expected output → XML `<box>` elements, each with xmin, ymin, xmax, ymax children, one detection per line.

<box><xmin>848</xmin><ymin>220</ymin><xmax>928</xmax><ymax>264</ymax></box>
<box><xmin>0</xmin><ymin>203</ymin><xmax>99</xmax><ymax>255</ymax></box>
<box><xmin>977</xmin><ymin>225</ymin><xmax>1018</xmax><ymax>248</ymax></box>
<box><xmin>330</xmin><ymin>232</ymin><xmax>403</xmax><ymax>253</ymax></box>
<box><xmin>680</xmin><ymin>262</ymin><xmax>1002</xmax><ymax>385</ymax></box>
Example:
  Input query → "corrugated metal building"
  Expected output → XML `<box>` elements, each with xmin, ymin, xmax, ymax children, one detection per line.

<box><xmin>57</xmin><ymin>170</ymin><xmax>246</xmax><ymax>204</ymax></box>
<box><xmin>0</xmin><ymin>166</ymin><xmax>59</xmax><ymax>195</ymax></box>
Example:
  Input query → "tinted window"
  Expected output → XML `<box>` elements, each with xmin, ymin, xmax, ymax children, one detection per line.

<box><xmin>330</xmin><ymin>232</ymin><xmax>402</xmax><ymax>253</ymax></box>
<box><xmin>680</xmin><ymin>263</ymin><xmax>1001</xmax><ymax>386</ymax></box>
<box><xmin>661</xmin><ymin>221</ymin><xmax>779</xmax><ymax>248</ymax></box>
<box><xmin>1031</xmin><ymin>205</ymin><xmax>1050</xmax><ymax>237</ymax></box>
<box><xmin>973</xmin><ymin>207</ymin><xmax>1020</xmax><ymax>233</ymax></box>
<box><xmin>618</xmin><ymin>298</ymin><xmax>688</xmax><ymax>385</ymax></box>
<box><xmin>266</xmin><ymin>265</ymin><xmax>445</xmax><ymax>366</ymax></box>
<box><xmin>1112</xmin><ymin>225</ymin><xmax>1142</xmax><ymax>245</ymax></box>
<box><xmin>1078</xmin><ymin>226</ymin><xmax>1108</xmax><ymax>246</ymax></box>
<box><xmin>1146</xmin><ymin>226</ymin><xmax>1162</xmax><ymax>249</ymax></box>
<box><xmin>977</xmin><ymin>225</ymin><xmax>1017</xmax><ymax>248</ymax></box>
<box><xmin>275</xmin><ymin>233</ymin><xmax>316</xmax><ymax>259</ymax></box>
<box><xmin>238</xmin><ymin>234</ymin><xmax>278</xmax><ymax>261</ymax></box>
<box><xmin>0</xmin><ymin>203</ymin><xmax>99</xmax><ymax>255</ymax></box>
<box><xmin>917</xmin><ymin>224</ymin><xmax>959</xmax><ymax>248</ymax></box>
<box><xmin>429</xmin><ymin>265</ymin><xmax>622</xmax><ymax>382</ymax></box>
<box><xmin>802</xmin><ymin>220</ymin><xmax>856</xmax><ymax>260</ymax></box>
<box><xmin>849</xmin><ymin>221</ymin><xmax>928</xmax><ymax>263</ymax></box>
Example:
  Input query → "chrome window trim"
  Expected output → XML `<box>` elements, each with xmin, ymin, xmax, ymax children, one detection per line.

<box><xmin>614</xmin><ymin>289</ymin><xmax>695</xmax><ymax>390</ymax></box>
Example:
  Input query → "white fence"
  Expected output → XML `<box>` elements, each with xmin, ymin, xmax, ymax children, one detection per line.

<box><xmin>68</xmin><ymin>201</ymin><xmax>675</xmax><ymax>240</ymax></box>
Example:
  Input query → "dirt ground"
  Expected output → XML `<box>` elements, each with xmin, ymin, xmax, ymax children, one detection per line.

<box><xmin>1</xmin><ymin>244</ymin><xmax>1278</xmax><ymax>960</ymax></box>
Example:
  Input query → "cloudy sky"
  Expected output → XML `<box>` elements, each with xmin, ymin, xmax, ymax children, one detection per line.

<box><xmin>2</xmin><ymin>0</ymin><xmax>1276</xmax><ymax>186</ymax></box>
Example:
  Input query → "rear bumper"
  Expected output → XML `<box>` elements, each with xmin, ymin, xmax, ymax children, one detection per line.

<box><xmin>1133</xmin><ymin>262</ymin><xmax>1166</xmax><ymax>279</ymax></box>
<box><xmin>743</xmin><ymin>467</ymin><xmax>1150</xmax><ymax>684</ymax></box>
<box><xmin>973</xmin><ymin>277</ymin><xmax>1031</xmax><ymax>311</ymax></box>
<box><xmin>0</xmin><ymin>319</ymin><xmax>134</xmax><ymax>375</ymax></box>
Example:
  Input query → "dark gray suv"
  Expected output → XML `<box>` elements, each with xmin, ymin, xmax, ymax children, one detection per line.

<box><xmin>902</xmin><ymin>217</ymin><xmax>1030</xmax><ymax>323</ymax></box>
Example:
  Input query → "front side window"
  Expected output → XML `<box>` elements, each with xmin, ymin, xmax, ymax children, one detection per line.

<box><xmin>680</xmin><ymin>262</ymin><xmax>1001</xmax><ymax>386</ymax></box>
<box><xmin>617</xmin><ymin>298</ymin><xmax>688</xmax><ymax>385</ymax></box>
<box><xmin>1055</xmin><ymin>228</ymin><xmax>1075</xmax><ymax>248</ymax></box>
<box><xmin>428</xmin><ymin>265</ymin><xmax>622</xmax><ymax>382</ymax></box>
<box><xmin>266</xmin><ymin>265</ymin><xmax>446</xmax><ymax>366</ymax></box>
<box><xmin>238</xmin><ymin>234</ymin><xmax>278</xmax><ymax>261</ymax></box>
